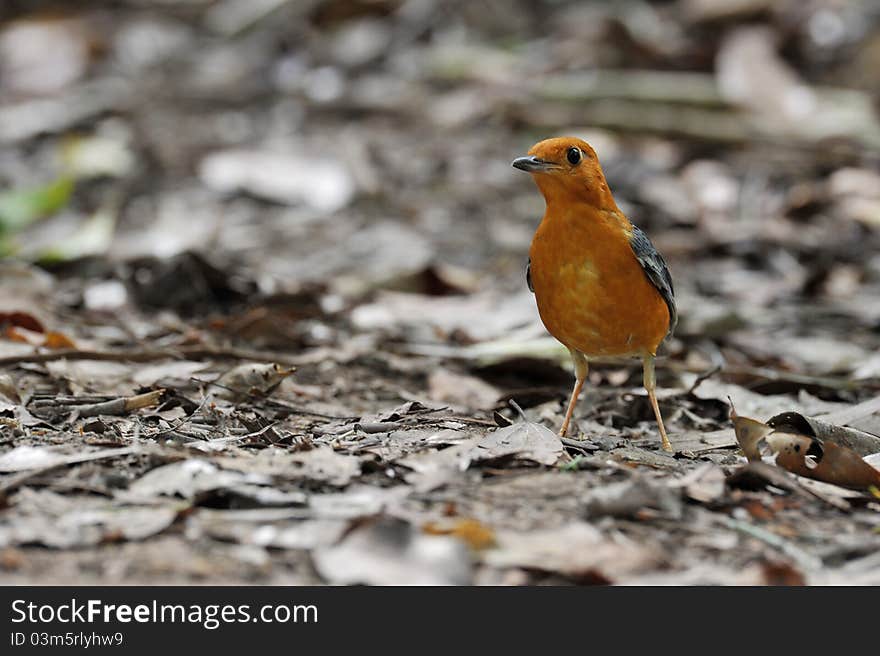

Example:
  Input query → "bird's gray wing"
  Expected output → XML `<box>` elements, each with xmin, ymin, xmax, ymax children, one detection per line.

<box><xmin>526</xmin><ymin>258</ymin><xmax>534</xmax><ymax>293</ymax></box>
<box><xmin>629</xmin><ymin>225</ymin><xmax>676</xmax><ymax>339</ymax></box>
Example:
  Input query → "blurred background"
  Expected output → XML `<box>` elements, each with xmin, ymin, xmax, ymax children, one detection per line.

<box><xmin>2</xmin><ymin>0</ymin><xmax>880</xmax><ymax>585</ymax></box>
<box><xmin>2</xmin><ymin>0</ymin><xmax>880</xmax><ymax>400</ymax></box>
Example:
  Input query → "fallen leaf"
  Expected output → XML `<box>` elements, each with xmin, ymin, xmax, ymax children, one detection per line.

<box><xmin>730</xmin><ymin>401</ymin><xmax>773</xmax><ymax>461</ymax></box>
<box><xmin>427</xmin><ymin>368</ymin><xmax>501</xmax><ymax>409</ymax></box>
<box><xmin>0</xmin><ymin>489</ymin><xmax>177</xmax><ymax>549</ymax></box>
<box><xmin>199</xmin><ymin>149</ymin><xmax>355</xmax><ymax>212</ymax></box>
<box><xmin>312</xmin><ymin>517</ymin><xmax>473</xmax><ymax>585</ymax></box>
<box><xmin>42</xmin><ymin>331</ymin><xmax>76</xmax><ymax>349</ymax></box>
<box><xmin>582</xmin><ymin>477</ymin><xmax>683</xmax><ymax>519</ymax></box>
<box><xmin>3</xmin><ymin>326</ymin><xmax>34</xmax><ymax>343</ymax></box>
<box><xmin>468</xmin><ymin>422</ymin><xmax>563</xmax><ymax>467</ymax></box>
<box><xmin>213</xmin><ymin>362</ymin><xmax>295</xmax><ymax>401</ymax></box>
<box><xmin>767</xmin><ymin>408</ymin><xmax>880</xmax><ymax>457</ymax></box>
<box><xmin>285</xmin><ymin>447</ymin><xmax>361</xmax><ymax>487</ymax></box>
<box><xmin>0</xmin><ymin>374</ymin><xmax>20</xmax><ymax>403</ymax></box>
<box><xmin>0</xmin><ymin>445</ymin><xmax>136</xmax><ymax>473</ymax></box>
<box><xmin>484</xmin><ymin>522</ymin><xmax>662</xmax><ymax>581</ymax></box>
<box><xmin>198</xmin><ymin>516</ymin><xmax>348</xmax><ymax>550</ymax></box>
<box><xmin>397</xmin><ymin>439</ymin><xmax>479</xmax><ymax>492</ymax></box>
<box><xmin>729</xmin><ymin>404</ymin><xmax>880</xmax><ymax>491</ymax></box>
<box><xmin>674</xmin><ymin>463</ymin><xmax>727</xmax><ymax>504</ymax></box>
<box><xmin>0</xmin><ymin>178</ymin><xmax>73</xmax><ymax>235</ymax></box>
<box><xmin>126</xmin><ymin>459</ymin><xmax>275</xmax><ymax>500</ymax></box>
<box><xmin>766</xmin><ymin>432</ymin><xmax>880</xmax><ymax>491</ymax></box>
<box><xmin>423</xmin><ymin>518</ymin><xmax>496</xmax><ymax>550</ymax></box>
<box><xmin>0</xmin><ymin>311</ymin><xmax>44</xmax><ymax>333</ymax></box>
<box><xmin>216</xmin><ymin>446</ymin><xmax>361</xmax><ymax>487</ymax></box>
<box><xmin>0</xmin><ymin>445</ymin><xmax>62</xmax><ymax>471</ymax></box>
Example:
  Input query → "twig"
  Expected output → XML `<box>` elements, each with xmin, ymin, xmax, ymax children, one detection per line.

<box><xmin>687</xmin><ymin>364</ymin><xmax>722</xmax><ymax>395</ymax></box>
<box><xmin>76</xmin><ymin>389</ymin><xmax>165</xmax><ymax>418</ymax></box>
<box><xmin>148</xmin><ymin>396</ymin><xmax>211</xmax><ymax>439</ymax></box>
<box><xmin>0</xmin><ymin>346</ymin><xmax>296</xmax><ymax>368</ymax></box>
<box><xmin>673</xmin><ymin>362</ymin><xmax>876</xmax><ymax>392</ymax></box>
<box><xmin>203</xmin><ymin>422</ymin><xmax>279</xmax><ymax>445</ymax></box>
<box><xmin>355</xmin><ymin>421</ymin><xmax>404</xmax><ymax>433</ymax></box>
<box><xmin>430</xmin><ymin>415</ymin><xmax>497</xmax><ymax>427</ymax></box>
<box><xmin>263</xmin><ymin>398</ymin><xmax>358</xmax><ymax>421</ymax></box>
<box><xmin>561</xmin><ymin>437</ymin><xmax>593</xmax><ymax>450</ymax></box>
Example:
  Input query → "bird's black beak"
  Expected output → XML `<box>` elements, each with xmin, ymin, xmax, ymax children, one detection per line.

<box><xmin>511</xmin><ymin>156</ymin><xmax>558</xmax><ymax>173</ymax></box>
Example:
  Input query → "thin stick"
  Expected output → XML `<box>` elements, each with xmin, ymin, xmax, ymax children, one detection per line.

<box><xmin>686</xmin><ymin>364</ymin><xmax>722</xmax><ymax>395</ymax></box>
<box><xmin>0</xmin><ymin>346</ymin><xmax>296</xmax><ymax>368</ymax></box>
<box><xmin>76</xmin><ymin>389</ymin><xmax>165</xmax><ymax>418</ymax></box>
<box><xmin>148</xmin><ymin>396</ymin><xmax>210</xmax><ymax>439</ymax></box>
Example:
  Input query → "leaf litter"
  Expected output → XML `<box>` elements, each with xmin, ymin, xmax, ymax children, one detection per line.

<box><xmin>1</xmin><ymin>0</ymin><xmax>880</xmax><ymax>586</ymax></box>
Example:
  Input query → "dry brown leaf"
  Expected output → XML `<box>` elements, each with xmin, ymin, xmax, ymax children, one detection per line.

<box><xmin>766</xmin><ymin>432</ymin><xmax>880</xmax><ymax>491</ymax></box>
<box><xmin>767</xmin><ymin>408</ymin><xmax>880</xmax><ymax>457</ymax></box>
<box><xmin>730</xmin><ymin>401</ymin><xmax>880</xmax><ymax>490</ymax></box>
<box><xmin>422</xmin><ymin>518</ymin><xmax>496</xmax><ymax>551</ymax></box>
<box><xmin>4</xmin><ymin>326</ymin><xmax>37</xmax><ymax>344</ymax></box>
<box><xmin>730</xmin><ymin>401</ymin><xmax>772</xmax><ymax>462</ymax></box>
<box><xmin>43</xmin><ymin>331</ymin><xmax>76</xmax><ymax>349</ymax></box>
<box><xmin>0</xmin><ymin>311</ymin><xmax>44</xmax><ymax>333</ymax></box>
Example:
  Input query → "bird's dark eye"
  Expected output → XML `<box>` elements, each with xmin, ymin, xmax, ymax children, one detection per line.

<box><xmin>566</xmin><ymin>147</ymin><xmax>581</xmax><ymax>165</ymax></box>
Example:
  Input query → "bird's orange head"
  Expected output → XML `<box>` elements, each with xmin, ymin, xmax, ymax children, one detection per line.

<box><xmin>512</xmin><ymin>137</ymin><xmax>617</xmax><ymax>210</ymax></box>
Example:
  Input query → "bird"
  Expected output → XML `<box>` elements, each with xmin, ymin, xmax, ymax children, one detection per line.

<box><xmin>512</xmin><ymin>136</ymin><xmax>677</xmax><ymax>452</ymax></box>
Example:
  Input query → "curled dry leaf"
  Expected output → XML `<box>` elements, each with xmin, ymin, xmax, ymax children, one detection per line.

<box><xmin>730</xmin><ymin>400</ymin><xmax>773</xmax><ymax>461</ymax></box>
<box><xmin>730</xmin><ymin>401</ymin><xmax>880</xmax><ymax>491</ymax></box>
<box><xmin>766</xmin><ymin>432</ymin><xmax>880</xmax><ymax>491</ymax></box>
<box><xmin>0</xmin><ymin>313</ymin><xmax>75</xmax><ymax>349</ymax></box>
<box><xmin>0</xmin><ymin>311</ymin><xmax>44</xmax><ymax>334</ymax></box>
<box><xmin>767</xmin><ymin>410</ymin><xmax>880</xmax><ymax>457</ymax></box>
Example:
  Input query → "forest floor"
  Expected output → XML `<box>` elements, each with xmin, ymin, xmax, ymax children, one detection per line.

<box><xmin>1</xmin><ymin>0</ymin><xmax>879</xmax><ymax>584</ymax></box>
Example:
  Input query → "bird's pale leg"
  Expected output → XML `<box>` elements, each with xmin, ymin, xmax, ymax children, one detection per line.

<box><xmin>559</xmin><ymin>349</ymin><xmax>588</xmax><ymax>437</ymax></box>
<box><xmin>643</xmin><ymin>353</ymin><xmax>672</xmax><ymax>452</ymax></box>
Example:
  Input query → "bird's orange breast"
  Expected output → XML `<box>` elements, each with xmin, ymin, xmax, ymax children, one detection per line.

<box><xmin>529</xmin><ymin>206</ymin><xmax>670</xmax><ymax>357</ymax></box>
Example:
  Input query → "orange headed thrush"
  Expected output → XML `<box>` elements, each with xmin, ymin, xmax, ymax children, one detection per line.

<box><xmin>513</xmin><ymin>137</ymin><xmax>676</xmax><ymax>451</ymax></box>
